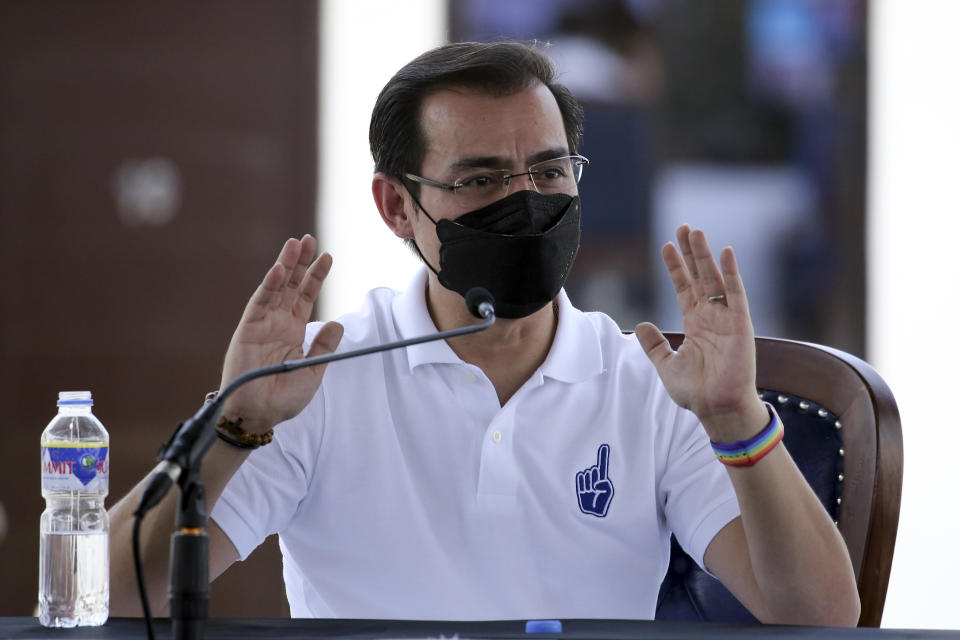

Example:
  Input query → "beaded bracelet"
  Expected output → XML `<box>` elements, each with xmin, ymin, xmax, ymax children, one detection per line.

<box><xmin>711</xmin><ymin>402</ymin><xmax>784</xmax><ymax>467</ymax></box>
<box><xmin>216</xmin><ymin>415</ymin><xmax>273</xmax><ymax>449</ymax></box>
<box><xmin>205</xmin><ymin>391</ymin><xmax>274</xmax><ymax>450</ymax></box>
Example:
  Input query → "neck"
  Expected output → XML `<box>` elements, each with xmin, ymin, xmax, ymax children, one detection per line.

<box><xmin>424</xmin><ymin>274</ymin><xmax>557</xmax><ymax>405</ymax></box>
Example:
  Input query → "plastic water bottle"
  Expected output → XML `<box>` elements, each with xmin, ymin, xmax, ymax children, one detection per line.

<box><xmin>39</xmin><ymin>391</ymin><xmax>109</xmax><ymax>627</ymax></box>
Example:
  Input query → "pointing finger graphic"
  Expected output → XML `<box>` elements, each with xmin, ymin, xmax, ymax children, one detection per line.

<box><xmin>576</xmin><ymin>444</ymin><xmax>614</xmax><ymax>517</ymax></box>
<box><xmin>597</xmin><ymin>443</ymin><xmax>610</xmax><ymax>480</ymax></box>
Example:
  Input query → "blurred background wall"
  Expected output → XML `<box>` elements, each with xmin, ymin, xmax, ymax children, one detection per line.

<box><xmin>0</xmin><ymin>0</ymin><xmax>957</xmax><ymax>630</ymax></box>
<box><xmin>0</xmin><ymin>0</ymin><xmax>319</xmax><ymax>618</ymax></box>
<box><xmin>449</xmin><ymin>0</ymin><xmax>868</xmax><ymax>353</ymax></box>
<box><xmin>868</xmin><ymin>0</ymin><xmax>960</xmax><ymax>631</ymax></box>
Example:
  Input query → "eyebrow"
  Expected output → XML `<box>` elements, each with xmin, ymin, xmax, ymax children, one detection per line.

<box><xmin>448</xmin><ymin>147</ymin><xmax>571</xmax><ymax>173</ymax></box>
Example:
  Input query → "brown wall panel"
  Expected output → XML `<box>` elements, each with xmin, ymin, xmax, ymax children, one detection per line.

<box><xmin>0</xmin><ymin>0</ymin><xmax>317</xmax><ymax>618</ymax></box>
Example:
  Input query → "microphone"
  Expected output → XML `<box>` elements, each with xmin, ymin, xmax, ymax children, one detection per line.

<box><xmin>465</xmin><ymin>287</ymin><xmax>495</xmax><ymax>320</ymax></box>
<box><xmin>134</xmin><ymin>400</ymin><xmax>220</xmax><ymax>518</ymax></box>
<box><xmin>136</xmin><ymin>290</ymin><xmax>497</xmax><ymax>517</ymax></box>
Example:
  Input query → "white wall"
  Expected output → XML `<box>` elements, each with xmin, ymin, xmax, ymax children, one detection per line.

<box><xmin>869</xmin><ymin>0</ymin><xmax>960</xmax><ymax>630</ymax></box>
<box><xmin>318</xmin><ymin>0</ymin><xmax>446</xmax><ymax>318</ymax></box>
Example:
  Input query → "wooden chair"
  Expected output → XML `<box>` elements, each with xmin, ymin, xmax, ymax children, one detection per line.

<box><xmin>654</xmin><ymin>334</ymin><xmax>903</xmax><ymax>627</ymax></box>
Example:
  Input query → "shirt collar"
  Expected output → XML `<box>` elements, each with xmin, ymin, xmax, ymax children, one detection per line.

<box><xmin>539</xmin><ymin>288</ymin><xmax>605</xmax><ymax>383</ymax></box>
<box><xmin>392</xmin><ymin>266</ymin><xmax>604</xmax><ymax>382</ymax></box>
<box><xmin>393</xmin><ymin>267</ymin><xmax>462</xmax><ymax>371</ymax></box>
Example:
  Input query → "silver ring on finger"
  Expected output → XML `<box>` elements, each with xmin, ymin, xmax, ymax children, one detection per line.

<box><xmin>707</xmin><ymin>294</ymin><xmax>726</xmax><ymax>303</ymax></box>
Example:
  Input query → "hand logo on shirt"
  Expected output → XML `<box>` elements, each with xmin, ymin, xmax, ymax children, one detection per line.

<box><xmin>576</xmin><ymin>443</ymin><xmax>614</xmax><ymax>517</ymax></box>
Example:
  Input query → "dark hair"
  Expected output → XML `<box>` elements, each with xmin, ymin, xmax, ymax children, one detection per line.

<box><xmin>369</xmin><ymin>41</ymin><xmax>584</xmax><ymax>185</ymax></box>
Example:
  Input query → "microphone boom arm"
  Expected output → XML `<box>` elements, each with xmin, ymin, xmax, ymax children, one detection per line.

<box><xmin>137</xmin><ymin>304</ymin><xmax>495</xmax><ymax>518</ymax></box>
<box><xmin>220</xmin><ymin>311</ymin><xmax>495</xmax><ymax>401</ymax></box>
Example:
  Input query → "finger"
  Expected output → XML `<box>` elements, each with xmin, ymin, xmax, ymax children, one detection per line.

<box><xmin>584</xmin><ymin>470</ymin><xmax>593</xmax><ymax>492</ymax></box>
<box><xmin>577</xmin><ymin>471</ymin><xmax>585</xmax><ymax>493</ymax></box>
<box><xmin>590</xmin><ymin>467</ymin><xmax>600</xmax><ymax>487</ymax></box>
<box><xmin>634</xmin><ymin>322</ymin><xmax>674</xmax><ymax>369</ymax></box>
<box><xmin>597</xmin><ymin>444</ymin><xmax>610</xmax><ymax>480</ymax></box>
<box><xmin>676</xmin><ymin>224</ymin><xmax>704</xmax><ymax>299</ymax></box>
<box><xmin>244</xmin><ymin>238</ymin><xmax>301</xmax><ymax>321</ymax></box>
<box><xmin>306</xmin><ymin>321</ymin><xmax>344</xmax><ymax>359</ymax></box>
<box><xmin>248</xmin><ymin>262</ymin><xmax>286</xmax><ymax>312</ymax></box>
<box><xmin>294</xmin><ymin>252</ymin><xmax>333</xmax><ymax>320</ymax></box>
<box><xmin>688</xmin><ymin>229</ymin><xmax>726</xmax><ymax>301</ymax></box>
<box><xmin>296</xmin><ymin>322</ymin><xmax>344</xmax><ymax>384</ymax></box>
<box><xmin>662</xmin><ymin>242</ymin><xmax>695</xmax><ymax>314</ymax></box>
<box><xmin>719</xmin><ymin>247</ymin><xmax>749</xmax><ymax>313</ymax></box>
<box><xmin>280</xmin><ymin>234</ymin><xmax>318</xmax><ymax>311</ymax></box>
<box><xmin>269</xmin><ymin>238</ymin><xmax>306</xmax><ymax>310</ymax></box>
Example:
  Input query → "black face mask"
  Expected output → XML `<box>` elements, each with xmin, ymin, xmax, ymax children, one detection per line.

<box><xmin>409</xmin><ymin>189</ymin><xmax>581</xmax><ymax>319</ymax></box>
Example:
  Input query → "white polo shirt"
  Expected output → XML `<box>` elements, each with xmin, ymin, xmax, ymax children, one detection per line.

<box><xmin>211</xmin><ymin>268</ymin><xmax>740</xmax><ymax>620</ymax></box>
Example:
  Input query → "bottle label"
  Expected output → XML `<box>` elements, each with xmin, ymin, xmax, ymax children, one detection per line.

<box><xmin>41</xmin><ymin>443</ymin><xmax>109</xmax><ymax>492</ymax></box>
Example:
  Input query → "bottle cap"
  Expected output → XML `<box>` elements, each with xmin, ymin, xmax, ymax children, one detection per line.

<box><xmin>525</xmin><ymin>620</ymin><xmax>562</xmax><ymax>634</ymax></box>
<box><xmin>57</xmin><ymin>391</ymin><xmax>93</xmax><ymax>406</ymax></box>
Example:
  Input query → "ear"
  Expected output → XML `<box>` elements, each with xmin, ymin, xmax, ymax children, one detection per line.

<box><xmin>372</xmin><ymin>172</ymin><xmax>415</xmax><ymax>239</ymax></box>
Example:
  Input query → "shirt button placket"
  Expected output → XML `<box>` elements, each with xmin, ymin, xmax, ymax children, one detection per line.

<box><xmin>478</xmin><ymin>407</ymin><xmax>517</xmax><ymax>502</ymax></box>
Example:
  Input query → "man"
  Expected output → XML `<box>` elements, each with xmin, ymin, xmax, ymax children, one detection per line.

<box><xmin>109</xmin><ymin>42</ymin><xmax>859</xmax><ymax>624</ymax></box>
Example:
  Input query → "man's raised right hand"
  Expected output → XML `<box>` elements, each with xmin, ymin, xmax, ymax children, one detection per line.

<box><xmin>217</xmin><ymin>234</ymin><xmax>344</xmax><ymax>434</ymax></box>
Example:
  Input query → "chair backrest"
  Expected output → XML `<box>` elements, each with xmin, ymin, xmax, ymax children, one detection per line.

<box><xmin>654</xmin><ymin>333</ymin><xmax>903</xmax><ymax>627</ymax></box>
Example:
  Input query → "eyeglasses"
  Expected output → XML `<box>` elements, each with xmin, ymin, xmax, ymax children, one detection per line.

<box><xmin>404</xmin><ymin>154</ymin><xmax>589</xmax><ymax>209</ymax></box>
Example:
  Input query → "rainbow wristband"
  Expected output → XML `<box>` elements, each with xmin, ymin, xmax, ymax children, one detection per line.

<box><xmin>711</xmin><ymin>402</ymin><xmax>784</xmax><ymax>467</ymax></box>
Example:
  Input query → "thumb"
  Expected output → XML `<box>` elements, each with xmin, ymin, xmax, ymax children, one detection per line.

<box><xmin>634</xmin><ymin>322</ymin><xmax>673</xmax><ymax>367</ymax></box>
<box><xmin>307</xmin><ymin>321</ymin><xmax>344</xmax><ymax>358</ymax></box>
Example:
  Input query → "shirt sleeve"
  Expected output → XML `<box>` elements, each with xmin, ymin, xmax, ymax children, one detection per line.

<box><xmin>210</xmin><ymin>388</ymin><xmax>325</xmax><ymax>561</ymax></box>
<box><xmin>657</xmin><ymin>405</ymin><xmax>741</xmax><ymax>572</ymax></box>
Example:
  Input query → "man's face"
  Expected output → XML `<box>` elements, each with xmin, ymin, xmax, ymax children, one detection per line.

<box><xmin>409</xmin><ymin>83</ymin><xmax>573</xmax><ymax>268</ymax></box>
